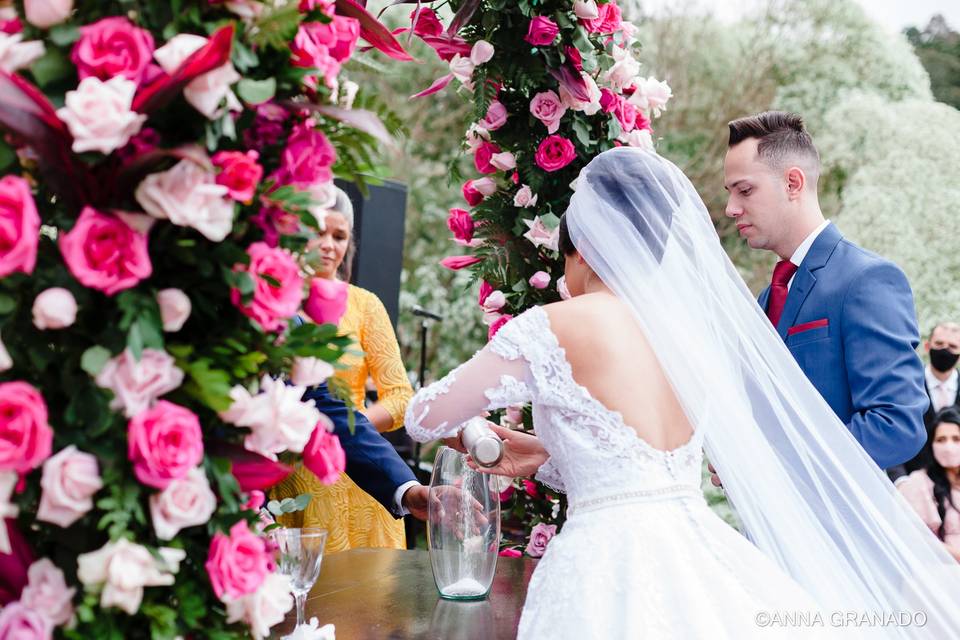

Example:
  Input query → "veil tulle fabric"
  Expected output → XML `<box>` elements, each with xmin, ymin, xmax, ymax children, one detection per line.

<box><xmin>565</xmin><ymin>147</ymin><xmax>959</xmax><ymax>636</ymax></box>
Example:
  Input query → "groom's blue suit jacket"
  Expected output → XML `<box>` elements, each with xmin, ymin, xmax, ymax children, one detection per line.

<box><xmin>303</xmin><ymin>383</ymin><xmax>416</xmax><ymax>517</ymax></box>
<box><xmin>758</xmin><ymin>223</ymin><xmax>928</xmax><ymax>468</ymax></box>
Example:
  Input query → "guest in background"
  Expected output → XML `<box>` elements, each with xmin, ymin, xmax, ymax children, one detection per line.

<box><xmin>898</xmin><ymin>407</ymin><xmax>960</xmax><ymax>562</ymax></box>
<box><xmin>273</xmin><ymin>187</ymin><xmax>415</xmax><ymax>552</ymax></box>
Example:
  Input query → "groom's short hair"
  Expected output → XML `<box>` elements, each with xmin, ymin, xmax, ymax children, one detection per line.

<box><xmin>727</xmin><ymin>111</ymin><xmax>820</xmax><ymax>181</ymax></box>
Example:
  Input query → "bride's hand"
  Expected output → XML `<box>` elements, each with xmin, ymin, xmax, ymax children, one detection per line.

<box><xmin>466</xmin><ymin>423</ymin><xmax>548</xmax><ymax>477</ymax></box>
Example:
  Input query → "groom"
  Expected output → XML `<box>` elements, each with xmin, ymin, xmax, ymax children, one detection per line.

<box><xmin>721</xmin><ymin>111</ymin><xmax>927</xmax><ymax>469</ymax></box>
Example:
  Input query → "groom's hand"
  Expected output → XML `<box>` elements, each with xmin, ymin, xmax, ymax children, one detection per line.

<box><xmin>401</xmin><ymin>484</ymin><xmax>430</xmax><ymax>521</ymax></box>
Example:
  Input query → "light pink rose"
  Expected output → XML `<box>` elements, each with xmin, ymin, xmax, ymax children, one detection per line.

<box><xmin>127</xmin><ymin>400</ymin><xmax>204</xmax><ymax>489</ymax></box>
<box><xmin>156</xmin><ymin>288</ymin><xmax>191</xmax><ymax>332</ymax></box>
<box><xmin>220</xmin><ymin>376</ymin><xmax>321</xmax><ymax>457</ymax></box>
<box><xmin>230</xmin><ymin>242</ymin><xmax>304</xmax><ymax>332</ymax></box>
<box><xmin>71</xmin><ymin>16</ymin><xmax>154</xmax><ymax>82</ymax></box>
<box><xmin>464</xmin><ymin>123</ymin><xmax>489</xmax><ymax>152</ymax></box>
<box><xmin>0</xmin><ymin>381</ymin><xmax>53</xmax><ymax>474</ymax></box>
<box><xmin>505</xmin><ymin>404</ymin><xmax>524</xmax><ymax>425</ymax></box>
<box><xmin>525</xmin><ymin>522</ymin><xmax>557</xmax><ymax>557</ymax></box>
<box><xmin>0</xmin><ymin>602</ymin><xmax>51</xmax><ymax>639</ymax></box>
<box><xmin>481</xmin><ymin>290</ymin><xmax>506</xmax><ymax>313</ymax></box>
<box><xmin>273</xmin><ymin>124</ymin><xmax>336</xmax><ymax>189</ymax></box>
<box><xmin>534</xmin><ymin>135</ymin><xmax>577</xmax><ymax>173</ymax></box>
<box><xmin>290</xmin><ymin>356</ymin><xmax>335</xmax><ymax>387</ymax></box>
<box><xmin>529</xmin><ymin>271</ymin><xmax>551</xmax><ymax>289</ymax></box>
<box><xmin>557</xmin><ymin>275</ymin><xmax>572</xmax><ymax>300</ymax></box>
<box><xmin>479</xmin><ymin>101</ymin><xmax>507</xmax><ymax>131</ymax></box>
<box><xmin>0</xmin><ymin>31</ymin><xmax>45</xmax><ymax>73</ymax></box>
<box><xmin>470</xmin><ymin>39</ymin><xmax>494</xmax><ymax>65</ymax></box>
<box><xmin>153</xmin><ymin>33</ymin><xmax>242</xmax><ymax>119</ymax></box>
<box><xmin>206</xmin><ymin>520</ymin><xmax>275</xmax><ymax>600</ymax></box>
<box><xmin>0</xmin><ymin>175</ymin><xmax>40</xmax><ymax>278</ymax></box>
<box><xmin>24</xmin><ymin>0</ymin><xmax>73</xmax><ymax>29</ymax></box>
<box><xmin>303</xmin><ymin>419</ymin><xmax>345</xmax><ymax>485</ymax></box>
<box><xmin>603</xmin><ymin>45</ymin><xmax>639</xmax><ymax>91</ymax></box>
<box><xmin>573</xmin><ymin>0</ymin><xmax>599</xmax><ymax>20</ymax></box>
<box><xmin>629</xmin><ymin>76</ymin><xmax>672</xmax><ymax>117</ymax></box>
<box><xmin>581</xmin><ymin>0</ymin><xmax>621</xmax><ymax>33</ymax></box>
<box><xmin>149</xmin><ymin>467</ymin><xmax>217</xmax><ymax>540</ymax></box>
<box><xmin>448</xmin><ymin>54</ymin><xmax>475</xmax><ymax>85</ymax></box>
<box><xmin>77</xmin><ymin>539</ymin><xmax>184</xmax><ymax>615</ymax></box>
<box><xmin>20</xmin><ymin>558</ymin><xmax>75</xmax><ymax>627</ymax></box>
<box><xmin>530</xmin><ymin>91</ymin><xmax>567</xmax><ymax>134</ymax></box>
<box><xmin>59</xmin><ymin>207</ymin><xmax>151</xmax><ymax>296</ymax></box>
<box><xmin>37</xmin><ymin>445</ymin><xmax>102</xmax><ymax>528</ymax></box>
<box><xmin>523</xmin><ymin>216</ymin><xmax>560</xmax><ymax>251</ymax></box>
<box><xmin>95</xmin><ymin>348</ymin><xmax>184</xmax><ymax>419</ymax></box>
<box><xmin>490</xmin><ymin>151</ymin><xmax>516</xmax><ymax>172</ymax></box>
<box><xmin>223</xmin><ymin>0</ymin><xmax>265</xmax><ymax>20</ymax></box>
<box><xmin>559</xmin><ymin>71</ymin><xmax>602</xmax><ymax>115</ymax></box>
<box><xmin>212</xmin><ymin>150</ymin><xmax>263</xmax><ymax>203</ymax></box>
<box><xmin>488</xmin><ymin>314</ymin><xmax>513</xmax><ymax>341</ymax></box>
<box><xmin>56</xmin><ymin>76</ymin><xmax>146</xmax><ymax>155</ymax></box>
<box><xmin>224</xmin><ymin>572</ymin><xmax>293</xmax><ymax>640</ymax></box>
<box><xmin>447</xmin><ymin>208</ymin><xmax>475</xmax><ymax>244</ymax></box>
<box><xmin>513</xmin><ymin>185</ymin><xmax>538</xmax><ymax>208</ymax></box>
<box><xmin>525</xmin><ymin>16</ymin><xmax>559</xmax><ymax>47</ymax></box>
<box><xmin>31</xmin><ymin>288</ymin><xmax>77</xmax><ymax>330</ymax></box>
<box><xmin>135</xmin><ymin>158</ymin><xmax>235</xmax><ymax>242</ymax></box>
<box><xmin>304</xmin><ymin>277</ymin><xmax>348</xmax><ymax>326</ymax></box>
<box><xmin>620</xmin><ymin>128</ymin><xmax>654</xmax><ymax>150</ymax></box>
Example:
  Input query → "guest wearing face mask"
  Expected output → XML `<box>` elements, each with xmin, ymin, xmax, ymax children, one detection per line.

<box><xmin>898</xmin><ymin>407</ymin><xmax>960</xmax><ymax>562</ymax></box>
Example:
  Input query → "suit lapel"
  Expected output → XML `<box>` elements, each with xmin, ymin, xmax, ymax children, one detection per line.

<box><xmin>776</xmin><ymin>223</ymin><xmax>843</xmax><ymax>339</ymax></box>
<box><xmin>758</xmin><ymin>285</ymin><xmax>771</xmax><ymax>313</ymax></box>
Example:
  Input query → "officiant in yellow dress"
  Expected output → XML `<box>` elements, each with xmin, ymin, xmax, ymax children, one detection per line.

<box><xmin>273</xmin><ymin>187</ymin><xmax>413</xmax><ymax>552</ymax></box>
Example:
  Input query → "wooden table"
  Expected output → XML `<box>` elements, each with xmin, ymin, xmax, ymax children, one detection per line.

<box><xmin>271</xmin><ymin>548</ymin><xmax>537</xmax><ymax>639</ymax></box>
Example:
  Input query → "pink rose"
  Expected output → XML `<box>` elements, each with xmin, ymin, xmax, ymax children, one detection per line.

<box><xmin>231</xmin><ymin>242</ymin><xmax>304</xmax><ymax>332</ymax></box>
<box><xmin>289</xmin><ymin>20</ymin><xmax>356</xmax><ymax>87</ymax></box>
<box><xmin>525</xmin><ymin>522</ymin><xmax>557</xmax><ymax>558</ymax></box>
<box><xmin>273</xmin><ymin>124</ymin><xmax>336</xmax><ymax>189</ymax></box>
<box><xmin>410</xmin><ymin>7</ymin><xmax>443</xmax><ymax>37</ymax></box>
<box><xmin>290</xmin><ymin>356</ymin><xmax>335</xmax><ymax>387</ymax></box>
<box><xmin>304</xmin><ymin>277</ymin><xmax>348</xmax><ymax>326</ymax></box>
<box><xmin>206</xmin><ymin>520</ymin><xmax>275</xmax><ymax>600</ymax></box>
<box><xmin>525</xmin><ymin>16</ymin><xmax>559</xmax><ymax>47</ymax></box>
<box><xmin>603</xmin><ymin>45</ymin><xmax>639</xmax><ymax>90</ymax></box>
<box><xmin>20</xmin><ymin>558</ymin><xmax>75</xmax><ymax>627</ymax></box>
<box><xmin>0</xmin><ymin>602</ymin><xmax>51</xmax><ymax>639</ymax></box>
<box><xmin>156</xmin><ymin>288</ymin><xmax>191</xmax><ymax>332</ymax></box>
<box><xmin>149</xmin><ymin>467</ymin><xmax>217</xmax><ymax>540</ymax></box>
<box><xmin>629</xmin><ymin>76</ymin><xmax>672</xmax><ymax>116</ymax></box>
<box><xmin>482</xmin><ymin>290</ymin><xmax>506</xmax><ymax>313</ymax></box>
<box><xmin>613</xmin><ymin>96</ymin><xmax>638</xmax><ymax>133</ymax></box>
<box><xmin>488</xmin><ymin>314</ymin><xmax>513</xmax><ymax>340</ymax></box>
<box><xmin>24</xmin><ymin>0</ymin><xmax>73</xmax><ymax>29</ymax></box>
<box><xmin>522</xmin><ymin>479</ymin><xmax>540</xmax><ymax>498</ymax></box>
<box><xmin>529</xmin><ymin>271</ymin><xmax>551</xmax><ymax>289</ymax></box>
<box><xmin>462</xmin><ymin>177</ymin><xmax>496</xmax><ymax>206</ymax></box>
<box><xmin>478</xmin><ymin>280</ymin><xmax>494</xmax><ymax>307</ymax></box>
<box><xmin>534</xmin><ymin>135</ymin><xmax>577</xmax><ymax>172</ymax></box>
<box><xmin>448</xmin><ymin>54</ymin><xmax>475</xmax><ymax>85</ymax></box>
<box><xmin>473</xmin><ymin>141</ymin><xmax>500</xmax><ymax>175</ymax></box>
<box><xmin>57</xmin><ymin>76</ymin><xmax>146</xmax><ymax>154</ymax></box>
<box><xmin>447</xmin><ymin>208</ymin><xmax>475</xmax><ymax>244</ymax></box>
<box><xmin>59</xmin><ymin>207</ymin><xmax>151</xmax><ymax>296</ymax></box>
<box><xmin>303</xmin><ymin>419</ymin><xmax>345</xmax><ymax>485</ymax></box>
<box><xmin>135</xmin><ymin>158</ymin><xmax>235</xmax><ymax>242</ymax></box>
<box><xmin>127</xmin><ymin>400</ymin><xmax>204</xmax><ymax>489</ymax></box>
<box><xmin>0</xmin><ymin>381</ymin><xmax>53</xmax><ymax>474</ymax></box>
<box><xmin>530</xmin><ymin>90</ymin><xmax>567</xmax><ymax>134</ymax></box>
<box><xmin>557</xmin><ymin>275</ymin><xmax>572</xmax><ymax>300</ymax></box>
<box><xmin>213</xmin><ymin>150</ymin><xmax>263</xmax><ymax>203</ymax></box>
<box><xmin>490</xmin><ymin>151</ymin><xmax>516</xmax><ymax>172</ymax></box>
<box><xmin>220</xmin><ymin>376</ymin><xmax>321</xmax><ymax>457</ymax></box>
<box><xmin>441</xmin><ymin>255</ymin><xmax>482</xmax><ymax>271</ymax></box>
<box><xmin>470</xmin><ymin>40</ymin><xmax>494</xmax><ymax>65</ymax></box>
<box><xmin>581</xmin><ymin>0</ymin><xmax>621</xmax><ymax>33</ymax></box>
<box><xmin>559</xmin><ymin>71</ymin><xmax>602</xmax><ymax>115</ymax></box>
<box><xmin>327</xmin><ymin>15</ymin><xmax>360</xmax><ymax>62</ymax></box>
<box><xmin>599</xmin><ymin>88</ymin><xmax>617</xmax><ymax>113</ymax></box>
<box><xmin>498</xmin><ymin>547</ymin><xmax>522</xmax><ymax>558</ymax></box>
<box><xmin>244</xmin><ymin>489</ymin><xmax>266</xmax><ymax>512</ymax></box>
<box><xmin>71</xmin><ymin>16</ymin><xmax>154</xmax><ymax>82</ymax></box>
<box><xmin>499</xmin><ymin>484</ymin><xmax>515</xmax><ymax>502</ymax></box>
<box><xmin>523</xmin><ymin>216</ymin><xmax>560</xmax><ymax>251</ymax></box>
<box><xmin>153</xmin><ymin>34</ymin><xmax>242</xmax><ymax>119</ymax></box>
<box><xmin>505</xmin><ymin>404</ymin><xmax>524</xmax><ymax>425</ymax></box>
<box><xmin>31</xmin><ymin>287</ymin><xmax>77</xmax><ymax>330</ymax></box>
<box><xmin>95</xmin><ymin>348</ymin><xmax>184</xmax><ymax>419</ymax></box>
<box><xmin>0</xmin><ymin>175</ymin><xmax>40</xmax><ymax>278</ymax></box>
<box><xmin>37</xmin><ymin>445</ymin><xmax>102</xmax><ymax>528</ymax></box>
<box><xmin>479</xmin><ymin>101</ymin><xmax>508</xmax><ymax>131</ymax></box>
<box><xmin>513</xmin><ymin>185</ymin><xmax>538</xmax><ymax>208</ymax></box>
<box><xmin>573</xmin><ymin>0</ymin><xmax>599</xmax><ymax>20</ymax></box>
<box><xmin>224</xmin><ymin>572</ymin><xmax>293</xmax><ymax>640</ymax></box>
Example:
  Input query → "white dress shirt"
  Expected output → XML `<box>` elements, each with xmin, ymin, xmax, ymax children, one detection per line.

<box><xmin>926</xmin><ymin>365</ymin><xmax>959</xmax><ymax>412</ymax></box>
<box><xmin>393</xmin><ymin>480</ymin><xmax>421</xmax><ymax>516</ymax></box>
<box><xmin>787</xmin><ymin>220</ymin><xmax>831</xmax><ymax>289</ymax></box>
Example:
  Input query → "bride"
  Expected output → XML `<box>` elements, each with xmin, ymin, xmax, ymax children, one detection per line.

<box><xmin>404</xmin><ymin>147</ymin><xmax>960</xmax><ymax>638</ymax></box>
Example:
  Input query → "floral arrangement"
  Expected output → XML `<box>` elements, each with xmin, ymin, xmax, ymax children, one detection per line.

<box><xmin>0</xmin><ymin>0</ymin><xmax>410</xmax><ymax>637</ymax></box>
<box><xmin>386</xmin><ymin>0</ymin><xmax>671</xmax><ymax>554</ymax></box>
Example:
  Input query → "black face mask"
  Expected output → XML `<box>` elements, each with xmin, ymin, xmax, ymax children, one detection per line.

<box><xmin>930</xmin><ymin>348</ymin><xmax>960</xmax><ymax>373</ymax></box>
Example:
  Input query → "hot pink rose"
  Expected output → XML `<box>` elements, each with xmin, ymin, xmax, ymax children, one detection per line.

<box><xmin>478</xmin><ymin>280</ymin><xmax>494</xmax><ymax>307</ymax></box>
<box><xmin>534</xmin><ymin>135</ymin><xmax>577</xmax><ymax>172</ymax></box>
<box><xmin>522</xmin><ymin>478</ymin><xmax>540</xmax><ymax>498</ymax></box>
<box><xmin>0</xmin><ymin>381</ymin><xmax>53</xmax><ymax>474</ymax></box>
<box><xmin>127</xmin><ymin>400</ymin><xmax>204</xmax><ymax>490</ymax></box>
<box><xmin>71</xmin><ymin>16</ymin><xmax>154</xmax><ymax>82</ymax></box>
<box><xmin>410</xmin><ymin>7</ymin><xmax>444</xmax><ymax>37</ymax></box>
<box><xmin>441</xmin><ymin>255</ymin><xmax>482</xmax><ymax>271</ymax></box>
<box><xmin>529</xmin><ymin>271</ymin><xmax>551</xmax><ymax>289</ymax></box>
<box><xmin>244</xmin><ymin>489</ymin><xmax>266</xmax><ymax>512</ymax></box>
<box><xmin>599</xmin><ymin>88</ymin><xmax>617</xmax><ymax>113</ymax></box>
<box><xmin>613</xmin><ymin>96</ymin><xmax>638</xmax><ymax>133</ymax></box>
<box><xmin>530</xmin><ymin>90</ymin><xmax>567</xmax><ymax>134</ymax></box>
<box><xmin>273</xmin><ymin>125</ymin><xmax>336</xmax><ymax>189</ymax></box>
<box><xmin>24</xmin><ymin>0</ymin><xmax>73</xmax><ymax>29</ymax></box>
<box><xmin>231</xmin><ymin>242</ymin><xmax>304</xmax><ymax>332</ymax></box>
<box><xmin>206</xmin><ymin>520</ymin><xmax>274</xmax><ymax>600</ymax></box>
<box><xmin>525</xmin><ymin>16</ymin><xmax>559</xmax><ymax>47</ymax></box>
<box><xmin>581</xmin><ymin>0</ymin><xmax>621</xmax><ymax>33</ymax></box>
<box><xmin>149</xmin><ymin>467</ymin><xmax>217</xmax><ymax>540</ymax></box>
<box><xmin>462</xmin><ymin>177</ymin><xmax>496</xmax><ymax>206</ymax></box>
<box><xmin>304</xmin><ymin>277</ymin><xmax>348</xmax><ymax>326</ymax></box>
<box><xmin>20</xmin><ymin>558</ymin><xmax>75</xmax><ymax>627</ymax></box>
<box><xmin>327</xmin><ymin>15</ymin><xmax>360</xmax><ymax>62</ymax></box>
<box><xmin>0</xmin><ymin>601</ymin><xmax>51</xmax><ymax>639</ymax></box>
<box><xmin>498</xmin><ymin>547</ymin><xmax>522</xmax><ymax>558</ymax></box>
<box><xmin>499</xmin><ymin>484</ymin><xmax>515</xmax><ymax>502</ymax></box>
<box><xmin>95</xmin><ymin>348</ymin><xmax>184</xmax><ymax>419</ymax></box>
<box><xmin>156</xmin><ymin>288</ymin><xmax>191</xmax><ymax>332</ymax></box>
<box><xmin>59</xmin><ymin>207</ymin><xmax>151</xmax><ymax>296</ymax></box>
<box><xmin>447</xmin><ymin>208</ymin><xmax>475</xmax><ymax>244</ymax></box>
<box><xmin>488</xmin><ymin>314</ymin><xmax>513</xmax><ymax>340</ymax></box>
<box><xmin>31</xmin><ymin>287</ymin><xmax>77</xmax><ymax>330</ymax></box>
<box><xmin>37</xmin><ymin>445</ymin><xmax>103</xmax><ymax>528</ymax></box>
<box><xmin>303</xmin><ymin>419</ymin><xmax>345</xmax><ymax>485</ymax></box>
<box><xmin>479</xmin><ymin>101</ymin><xmax>508</xmax><ymax>131</ymax></box>
<box><xmin>525</xmin><ymin>522</ymin><xmax>557</xmax><ymax>558</ymax></box>
<box><xmin>473</xmin><ymin>141</ymin><xmax>501</xmax><ymax>175</ymax></box>
<box><xmin>289</xmin><ymin>18</ymin><xmax>357</xmax><ymax>86</ymax></box>
<box><xmin>213</xmin><ymin>150</ymin><xmax>263</xmax><ymax>203</ymax></box>
<box><xmin>0</xmin><ymin>175</ymin><xmax>40</xmax><ymax>278</ymax></box>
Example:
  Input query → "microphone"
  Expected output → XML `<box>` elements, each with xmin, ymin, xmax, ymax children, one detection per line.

<box><xmin>412</xmin><ymin>305</ymin><xmax>443</xmax><ymax>321</ymax></box>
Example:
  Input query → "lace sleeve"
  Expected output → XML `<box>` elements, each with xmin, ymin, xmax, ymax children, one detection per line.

<box><xmin>404</xmin><ymin>310</ymin><xmax>540</xmax><ymax>442</ymax></box>
<box><xmin>534</xmin><ymin>456</ymin><xmax>566</xmax><ymax>493</ymax></box>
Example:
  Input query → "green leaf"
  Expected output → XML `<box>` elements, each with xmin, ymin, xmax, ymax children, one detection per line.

<box><xmin>235</xmin><ymin>271</ymin><xmax>255</xmax><ymax>296</ymax></box>
<box><xmin>0</xmin><ymin>138</ymin><xmax>15</xmax><ymax>172</ymax></box>
<box><xmin>48</xmin><ymin>23</ymin><xmax>81</xmax><ymax>46</ymax></box>
<box><xmin>237</xmin><ymin>78</ymin><xmax>276</xmax><ymax>105</ymax></box>
<box><xmin>292</xmin><ymin>493</ymin><xmax>312</xmax><ymax>511</ymax></box>
<box><xmin>267</xmin><ymin>499</ymin><xmax>282</xmax><ymax>516</ymax></box>
<box><xmin>80</xmin><ymin>346</ymin><xmax>112</xmax><ymax>376</ymax></box>
<box><xmin>182</xmin><ymin>359</ymin><xmax>233</xmax><ymax>411</ymax></box>
<box><xmin>259</xmin><ymin>272</ymin><xmax>281</xmax><ymax>288</ymax></box>
<box><xmin>0</xmin><ymin>293</ymin><xmax>15</xmax><ymax>315</ymax></box>
<box><xmin>540</xmin><ymin>212</ymin><xmax>561</xmax><ymax>229</ymax></box>
<box><xmin>30</xmin><ymin>47</ymin><xmax>71</xmax><ymax>87</ymax></box>
<box><xmin>571</xmin><ymin>119</ymin><xmax>596</xmax><ymax>147</ymax></box>
<box><xmin>127</xmin><ymin>321</ymin><xmax>144</xmax><ymax>360</ymax></box>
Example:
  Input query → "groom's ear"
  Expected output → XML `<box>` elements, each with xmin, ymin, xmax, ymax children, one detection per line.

<box><xmin>784</xmin><ymin>166</ymin><xmax>806</xmax><ymax>200</ymax></box>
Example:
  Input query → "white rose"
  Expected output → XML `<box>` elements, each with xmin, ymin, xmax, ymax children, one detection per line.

<box><xmin>37</xmin><ymin>445</ymin><xmax>103</xmax><ymax>528</ymax></box>
<box><xmin>291</xmin><ymin>357</ymin><xmax>335</xmax><ymax>387</ymax></box>
<box><xmin>225</xmin><ymin>573</ymin><xmax>294</xmax><ymax>640</ymax></box>
<box><xmin>135</xmin><ymin>158</ymin><xmax>235</xmax><ymax>242</ymax></box>
<box><xmin>224</xmin><ymin>0</ymin><xmax>264</xmax><ymax>19</ymax></box>
<box><xmin>0</xmin><ymin>32</ymin><xmax>45</xmax><ymax>73</ymax></box>
<box><xmin>620</xmin><ymin>128</ymin><xmax>654</xmax><ymax>151</ymax></box>
<box><xmin>156</xmin><ymin>288</ymin><xmax>192</xmax><ymax>332</ymax></box>
<box><xmin>184</xmin><ymin>62</ymin><xmax>242</xmax><ymax>120</ymax></box>
<box><xmin>339</xmin><ymin>80</ymin><xmax>359</xmax><ymax>110</ymax></box>
<box><xmin>77</xmin><ymin>539</ymin><xmax>184</xmax><ymax>615</ymax></box>
<box><xmin>220</xmin><ymin>376</ymin><xmax>321</xmax><ymax>457</ymax></box>
<box><xmin>32</xmin><ymin>287</ymin><xmax>77</xmax><ymax>330</ymax></box>
<box><xmin>94</xmin><ymin>348</ymin><xmax>185</xmax><ymax>418</ymax></box>
<box><xmin>149</xmin><ymin>467</ymin><xmax>217</xmax><ymax>540</ymax></box>
<box><xmin>20</xmin><ymin>558</ymin><xmax>76</xmax><ymax>627</ymax></box>
<box><xmin>153</xmin><ymin>34</ymin><xmax>207</xmax><ymax>72</ymax></box>
<box><xmin>513</xmin><ymin>185</ymin><xmax>538</xmax><ymax>209</ymax></box>
<box><xmin>628</xmin><ymin>76</ymin><xmax>673</xmax><ymax>117</ymax></box>
<box><xmin>56</xmin><ymin>76</ymin><xmax>146</xmax><ymax>155</ymax></box>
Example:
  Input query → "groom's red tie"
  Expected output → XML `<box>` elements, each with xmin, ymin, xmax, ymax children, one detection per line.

<box><xmin>766</xmin><ymin>260</ymin><xmax>798</xmax><ymax>327</ymax></box>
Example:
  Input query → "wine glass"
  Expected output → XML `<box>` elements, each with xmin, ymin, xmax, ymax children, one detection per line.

<box><xmin>271</xmin><ymin>527</ymin><xmax>328</xmax><ymax>628</ymax></box>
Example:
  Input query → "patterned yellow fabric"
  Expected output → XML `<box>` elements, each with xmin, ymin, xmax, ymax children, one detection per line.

<box><xmin>273</xmin><ymin>285</ymin><xmax>414</xmax><ymax>553</ymax></box>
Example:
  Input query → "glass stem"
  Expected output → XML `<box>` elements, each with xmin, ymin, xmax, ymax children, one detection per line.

<box><xmin>295</xmin><ymin>592</ymin><xmax>307</xmax><ymax>627</ymax></box>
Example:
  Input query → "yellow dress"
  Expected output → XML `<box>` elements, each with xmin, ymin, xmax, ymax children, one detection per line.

<box><xmin>273</xmin><ymin>284</ymin><xmax>414</xmax><ymax>552</ymax></box>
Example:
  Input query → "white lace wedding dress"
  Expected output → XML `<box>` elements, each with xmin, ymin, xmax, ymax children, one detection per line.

<box><xmin>405</xmin><ymin>306</ymin><xmax>833</xmax><ymax>639</ymax></box>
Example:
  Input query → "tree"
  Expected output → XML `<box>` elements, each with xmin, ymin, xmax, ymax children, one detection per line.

<box><xmin>905</xmin><ymin>15</ymin><xmax>960</xmax><ymax>109</ymax></box>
